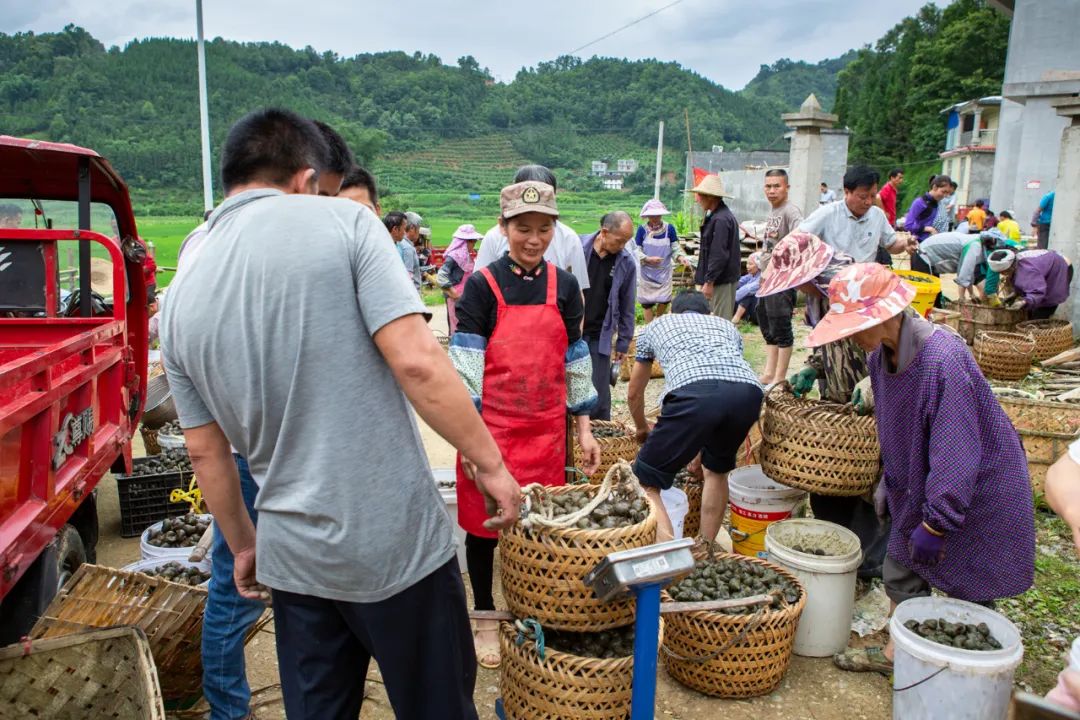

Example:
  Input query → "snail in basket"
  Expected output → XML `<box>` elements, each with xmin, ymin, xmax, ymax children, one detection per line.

<box><xmin>131</xmin><ymin>448</ymin><xmax>192</xmax><ymax>476</ymax></box>
<box><xmin>673</xmin><ymin>468</ymin><xmax>699</xmax><ymax>488</ymax></box>
<box><xmin>591</xmin><ymin>424</ymin><xmax>631</xmax><ymax>440</ymax></box>
<box><xmin>545</xmin><ymin>625</ymin><xmax>636</xmax><ymax>659</ymax></box>
<box><xmin>668</xmin><ymin>557</ymin><xmax>801</xmax><ymax>611</ymax></box>
<box><xmin>148</xmin><ymin>512</ymin><xmax>210</xmax><ymax>548</ymax></box>
<box><xmin>903</xmin><ymin>618</ymin><xmax>1002</xmax><ymax>651</ymax></box>
<box><xmin>550</xmin><ymin>488</ymin><xmax>649</xmax><ymax>530</ymax></box>
<box><xmin>157</xmin><ymin>420</ymin><xmax>185</xmax><ymax>436</ymax></box>
<box><xmin>139</xmin><ymin>560</ymin><xmax>211</xmax><ymax>586</ymax></box>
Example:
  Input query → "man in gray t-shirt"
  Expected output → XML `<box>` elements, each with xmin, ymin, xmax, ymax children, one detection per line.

<box><xmin>757</xmin><ymin>169</ymin><xmax>803</xmax><ymax>385</ymax></box>
<box><xmin>160</xmin><ymin>109</ymin><xmax>518</xmax><ymax>719</ymax></box>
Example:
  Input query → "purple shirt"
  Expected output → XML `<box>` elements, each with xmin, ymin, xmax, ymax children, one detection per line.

<box><xmin>870</xmin><ymin>319</ymin><xmax>1035</xmax><ymax>602</ymax></box>
<box><xmin>1014</xmin><ymin>249</ymin><xmax>1071</xmax><ymax>309</ymax></box>
<box><xmin>903</xmin><ymin>194</ymin><xmax>939</xmax><ymax>242</ymax></box>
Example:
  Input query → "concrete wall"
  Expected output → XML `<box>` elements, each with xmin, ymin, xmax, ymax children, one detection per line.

<box><xmin>716</xmin><ymin>169</ymin><xmax>775</xmax><ymax>224</ymax></box>
<box><xmin>990</xmin><ymin>96</ymin><xmax>1069</xmax><ymax>223</ymax></box>
<box><xmin>1002</xmin><ymin>0</ymin><xmax>1080</xmax><ymax>93</ymax></box>
<box><xmin>686</xmin><ymin>150</ymin><xmax>789</xmax><ymax>176</ymax></box>
<box><xmin>1048</xmin><ymin>120</ymin><xmax>1080</xmax><ymax>330</ymax></box>
<box><xmin>821</xmin><ymin>130</ymin><xmax>850</xmax><ymax>195</ymax></box>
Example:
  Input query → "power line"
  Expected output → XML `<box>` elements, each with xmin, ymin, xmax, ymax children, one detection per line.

<box><xmin>567</xmin><ymin>0</ymin><xmax>688</xmax><ymax>57</ymax></box>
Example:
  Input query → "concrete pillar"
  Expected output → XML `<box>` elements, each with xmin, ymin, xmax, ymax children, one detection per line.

<box><xmin>1047</xmin><ymin>96</ymin><xmax>1080</xmax><ymax>330</ymax></box>
<box><xmin>783</xmin><ymin>94</ymin><xmax>839</xmax><ymax>216</ymax></box>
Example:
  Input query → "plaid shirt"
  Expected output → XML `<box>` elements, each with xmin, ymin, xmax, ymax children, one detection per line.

<box><xmin>635</xmin><ymin>312</ymin><xmax>761</xmax><ymax>393</ymax></box>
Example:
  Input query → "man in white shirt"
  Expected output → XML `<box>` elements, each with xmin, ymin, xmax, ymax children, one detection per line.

<box><xmin>819</xmin><ymin>182</ymin><xmax>837</xmax><ymax>205</ymax></box>
<box><xmin>474</xmin><ymin>165</ymin><xmax>590</xmax><ymax>291</ymax></box>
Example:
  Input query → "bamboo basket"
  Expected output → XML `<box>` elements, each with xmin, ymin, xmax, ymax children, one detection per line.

<box><xmin>673</xmin><ymin>264</ymin><xmax>696</xmax><ymax>290</ymax></box>
<box><xmin>661</xmin><ymin>550</ymin><xmax>806</xmax><ymax>698</ymax></box>
<box><xmin>955</xmin><ymin>301</ymin><xmax>1027</xmax><ymax>345</ymax></box>
<box><xmin>758</xmin><ymin>385</ymin><xmax>880</xmax><ymax>497</ymax></box>
<box><xmin>499</xmin><ymin>621</ymin><xmax>651</xmax><ymax>719</ymax></box>
<box><xmin>139</xmin><ymin>425</ymin><xmax>161</xmax><ymax>456</ymax></box>
<box><xmin>1015</xmin><ymin>319</ymin><xmax>1074</xmax><ymax>362</ymax></box>
<box><xmin>996</xmin><ymin>395</ymin><xmax>1080</xmax><ymax>494</ymax></box>
<box><xmin>30</xmin><ymin>564</ymin><xmax>269</xmax><ymax>703</ymax></box>
<box><xmin>574</xmin><ymin>420</ymin><xmax>638</xmax><ymax>484</ymax></box>
<box><xmin>974</xmin><ymin>331</ymin><xmax>1035</xmax><ymax>381</ymax></box>
<box><xmin>499</xmin><ymin>483</ymin><xmax>657</xmax><ymax>631</ymax></box>
<box><xmin>929</xmin><ymin>307</ymin><xmax>960</xmax><ymax>331</ymax></box>
<box><xmin>618</xmin><ymin>337</ymin><xmax>664</xmax><ymax>381</ymax></box>
<box><xmin>0</xmin><ymin>626</ymin><xmax>165</xmax><ymax>720</ymax></box>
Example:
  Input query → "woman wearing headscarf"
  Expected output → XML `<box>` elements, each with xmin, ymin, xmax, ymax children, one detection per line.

<box><xmin>449</xmin><ymin>180</ymin><xmax>601</xmax><ymax>669</ymax></box>
<box><xmin>634</xmin><ymin>198</ymin><xmax>692</xmax><ymax>322</ymax></box>
<box><xmin>437</xmin><ymin>224</ymin><xmax>484</xmax><ymax>333</ymax></box>
<box><xmin>988</xmin><ymin>247</ymin><xmax>1073</xmax><ymax>319</ymax></box>
<box><xmin>811</xmin><ymin>263</ymin><xmax>1035</xmax><ymax>675</ymax></box>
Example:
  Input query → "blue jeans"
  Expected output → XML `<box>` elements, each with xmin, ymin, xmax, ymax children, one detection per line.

<box><xmin>202</xmin><ymin>455</ymin><xmax>265</xmax><ymax>720</ymax></box>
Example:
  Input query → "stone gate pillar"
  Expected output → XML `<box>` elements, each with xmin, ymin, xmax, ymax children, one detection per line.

<box><xmin>1048</xmin><ymin>95</ymin><xmax>1080</xmax><ymax>331</ymax></box>
<box><xmin>783</xmin><ymin>94</ymin><xmax>838</xmax><ymax>216</ymax></box>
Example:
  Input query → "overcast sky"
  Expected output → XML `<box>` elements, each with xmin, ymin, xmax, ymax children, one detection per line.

<box><xmin>8</xmin><ymin>0</ymin><xmax>949</xmax><ymax>89</ymax></box>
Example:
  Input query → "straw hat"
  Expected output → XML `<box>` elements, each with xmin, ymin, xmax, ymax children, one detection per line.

<box><xmin>89</xmin><ymin>257</ymin><xmax>114</xmax><ymax>297</ymax></box>
<box><xmin>690</xmin><ymin>174</ymin><xmax>732</xmax><ymax>198</ymax></box>
<box><xmin>756</xmin><ymin>232</ymin><xmax>834</xmax><ymax>297</ymax></box>
<box><xmin>805</xmin><ymin>263</ymin><xmax>916</xmax><ymax>347</ymax></box>
<box><xmin>639</xmin><ymin>198</ymin><xmax>671</xmax><ymax>217</ymax></box>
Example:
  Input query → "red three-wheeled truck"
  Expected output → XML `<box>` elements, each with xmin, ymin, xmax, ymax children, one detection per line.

<box><xmin>0</xmin><ymin>137</ymin><xmax>150</xmax><ymax>642</ymax></box>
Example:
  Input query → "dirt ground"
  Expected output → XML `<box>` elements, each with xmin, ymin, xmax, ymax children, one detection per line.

<box><xmin>91</xmin><ymin>306</ymin><xmax>898</xmax><ymax>719</ymax></box>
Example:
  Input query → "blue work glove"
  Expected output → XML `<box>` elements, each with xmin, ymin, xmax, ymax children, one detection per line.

<box><xmin>788</xmin><ymin>367</ymin><xmax>818</xmax><ymax>398</ymax></box>
<box><xmin>909</xmin><ymin>523</ymin><xmax>946</xmax><ymax>566</ymax></box>
<box><xmin>851</xmin><ymin>376</ymin><xmax>874</xmax><ymax>416</ymax></box>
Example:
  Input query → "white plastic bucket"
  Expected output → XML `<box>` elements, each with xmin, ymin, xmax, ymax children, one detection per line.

<box><xmin>122</xmin><ymin>557</ymin><xmax>212</xmax><ymax>587</ymax></box>
<box><xmin>660</xmin><ymin>487</ymin><xmax>689</xmax><ymax>539</ymax></box>
<box><xmin>140</xmin><ymin>514</ymin><xmax>213</xmax><ymax>561</ymax></box>
<box><xmin>433</xmin><ymin>468</ymin><xmax>467</xmax><ymax>573</ymax></box>
<box><xmin>891</xmin><ymin>597</ymin><xmax>1024</xmax><ymax>720</ymax></box>
<box><xmin>727</xmin><ymin>465</ymin><xmax>806</xmax><ymax>558</ymax></box>
<box><xmin>765</xmin><ymin>519</ymin><xmax>862</xmax><ymax>656</ymax></box>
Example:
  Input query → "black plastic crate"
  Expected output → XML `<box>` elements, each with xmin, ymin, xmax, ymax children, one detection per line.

<box><xmin>115</xmin><ymin>456</ymin><xmax>195</xmax><ymax>538</ymax></box>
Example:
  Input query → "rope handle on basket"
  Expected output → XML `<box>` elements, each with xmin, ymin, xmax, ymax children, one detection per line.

<box><xmin>515</xmin><ymin>618</ymin><xmax>546</xmax><ymax>661</ymax></box>
<box><xmin>520</xmin><ymin>460</ymin><xmax>642</xmax><ymax>531</ymax></box>
<box><xmin>659</xmin><ymin>602</ymin><xmax>770</xmax><ymax>664</ymax></box>
<box><xmin>169</xmin><ymin>475</ymin><xmax>203</xmax><ymax>513</ymax></box>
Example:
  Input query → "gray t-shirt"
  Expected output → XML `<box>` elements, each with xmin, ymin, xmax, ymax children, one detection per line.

<box><xmin>762</xmin><ymin>201</ymin><xmax>803</xmax><ymax>261</ymax></box>
<box><xmin>799</xmin><ymin>201</ymin><xmax>896</xmax><ymax>263</ymax></box>
<box><xmin>915</xmin><ymin>231</ymin><xmax>968</xmax><ymax>275</ymax></box>
<box><xmin>160</xmin><ymin>189</ymin><xmax>455</xmax><ymax>603</ymax></box>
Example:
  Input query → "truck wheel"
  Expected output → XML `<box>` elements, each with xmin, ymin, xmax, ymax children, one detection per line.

<box><xmin>54</xmin><ymin>525</ymin><xmax>87</xmax><ymax>590</ymax></box>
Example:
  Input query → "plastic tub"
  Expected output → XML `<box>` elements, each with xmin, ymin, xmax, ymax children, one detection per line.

<box><xmin>727</xmin><ymin>465</ymin><xmax>806</xmax><ymax>558</ymax></box>
<box><xmin>893</xmin><ymin>269</ymin><xmax>941</xmax><ymax>318</ymax></box>
<box><xmin>433</xmin><ymin>468</ymin><xmax>466</xmax><ymax>573</ymax></box>
<box><xmin>891</xmin><ymin>597</ymin><xmax>1024</xmax><ymax>720</ymax></box>
<box><xmin>140</xmin><ymin>514</ymin><xmax>213</xmax><ymax>561</ymax></box>
<box><xmin>122</xmin><ymin>557</ymin><xmax>212</xmax><ymax>587</ymax></box>
<box><xmin>765</xmin><ymin>519</ymin><xmax>862</xmax><ymax>656</ymax></box>
<box><xmin>157</xmin><ymin>433</ymin><xmax>186</xmax><ymax>450</ymax></box>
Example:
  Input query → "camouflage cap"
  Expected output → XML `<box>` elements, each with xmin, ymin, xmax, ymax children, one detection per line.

<box><xmin>500</xmin><ymin>181</ymin><xmax>559</xmax><ymax>219</ymax></box>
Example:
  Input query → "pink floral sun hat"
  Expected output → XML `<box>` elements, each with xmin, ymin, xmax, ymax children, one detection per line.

<box><xmin>806</xmin><ymin>263</ymin><xmax>916</xmax><ymax>347</ymax></box>
<box><xmin>639</xmin><ymin>198</ymin><xmax>671</xmax><ymax>217</ymax></box>
<box><xmin>756</xmin><ymin>231</ymin><xmax>834</xmax><ymax>297</ymax></box>
<box><xmin>453</xmin><ymin>224</ymin><xmax>484</xmax><ymax>241</ymax></box>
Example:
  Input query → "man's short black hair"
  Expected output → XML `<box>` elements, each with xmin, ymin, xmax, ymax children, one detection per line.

<box><xmin>382</xmin><ymin>211</ymin><xmax>407</xmax><ymax>232</ymax></box>
<box><xmin>312</xmin><ymin>120</ymin><xmax>355</xmax><ymax>175</ymax></box>
<box><xmin>843</xmin><ymin>165</ymin><xmax>880</xmax><ymax>192</ymax></box>
<box><xmin>514</xmin><ymin>164</ymin><xmax>557</xmax><ymax>193</ymax></box>
<box><xmin>1000</xmin><ymin>210</ymin><xmax>1013</xmax><ymax>220</ymax></box>
<box><xmin>671</xmin><ymin>290</ymin><xmax>711</xmax><ymax>315</ymax></box>
<box><xmin>974</xmin><ymin>199</ymin><xmax>985</xmax><ymax>208</ymax></box>
<box><xmin>820</xmin><ymin>182</ymin><xmax>828</xmax><ymax>188</ymax></box>
<box><xmin>765</xmin><ymin>168</ymin><xmax>788</xmax><ymax>180</ymax></box>
<box><xmin>221</xmin><ymin>108</ymin><xmax>330</xmax><ymax>192</ymax></box>
<box><xmin>341</xmin><ymin>165</ymin><xmax>379</xmax><ymax>205</ymax></box>
<box><xmin>888</xmin><ymin>168</ymin><xmax>903</xmax><ymax>179</ymax></box>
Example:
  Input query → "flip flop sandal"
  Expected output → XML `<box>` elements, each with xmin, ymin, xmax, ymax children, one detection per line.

<box><xmin>833</xmin><ymin>646</ymin><xmax>893</xmax><ymax>676</ymax></box>
<box><xmin>473</xmin><ymin>623</ymin><xmax>501</xmax><ymax>670</ymax></box>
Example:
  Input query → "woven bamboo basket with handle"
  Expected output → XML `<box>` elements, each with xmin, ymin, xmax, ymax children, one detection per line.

<box><xmin>974</xmin><ymin>331</ymin><xmax>1035</xmax><ymax>381</ymax></box>
<box><xmin>499</xmin><ymin>468</ymin><xmax>658</xmax><ymax>631</ymax></box>
<box><xmin>574</xmin><ymin>419</ymin><xmax>638</xmax><ymax>484</ymax></box>
<box><xmin>499</xmin><ymin>620</ymin><xmax>657</xmax><ymax>719</ymax></box>
<box><xmin>1015</xmin><ymin>319</ymin><xmax>1074</xmax><ymax>362</ymax></box>
<box><xmin>661</xmin><ymin>548</ymin><xmax>806</xmax><ymax>698</ymax></box>
<box><xmin>30</xmin><ymin>564</ymin><xmax>270</xmax><ymax>703</ymax></box>
<box><xmin>758</xmin><ymin>385</ymin><xmax>880</xmax><ymax>497</ymax></box>
<box><xmin>618</xmin><ymin>337</ymin><xmax>664</xmax><ymax>381</ymax></box>
<box><xmin>0</xmin><ymin>626</ymin><xmax>165</xmax><ymax>720</ymax></box>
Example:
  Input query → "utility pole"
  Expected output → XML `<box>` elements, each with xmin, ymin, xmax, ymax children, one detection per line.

<box><xmin>653</xmin><ymin>121</ymin><xmax>664</xmax><ymax>200</ymax></box>
<box><xmin>196</xmin><ymin>0</ymin><xmax>213</xmax><ymax>213</ymax></box>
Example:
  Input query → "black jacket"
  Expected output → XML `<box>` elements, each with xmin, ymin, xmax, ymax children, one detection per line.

<box><xmin>695</xmin><ymin>204</ymin><xmax>741</xmax><ymax>285</ymax></box>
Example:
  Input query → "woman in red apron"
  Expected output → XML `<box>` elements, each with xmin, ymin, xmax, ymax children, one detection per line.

<box><xmin>449</xmin><ymin>180</ymin><xmax>601</xmax><ymax>668</ymax></box>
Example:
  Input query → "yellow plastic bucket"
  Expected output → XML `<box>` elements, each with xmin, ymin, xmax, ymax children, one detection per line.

<box><xmin>893</xmin><ymin>269</ymin><xmax>941</xmax><ymax>318</ymax></box>
<box><xmin>728</xmin><ymin>465</ymin><xmax>806</xmax><ymax>558</ymax></box>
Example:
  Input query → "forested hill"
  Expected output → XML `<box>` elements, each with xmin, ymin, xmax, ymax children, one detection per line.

<box><xmin>0</xmin><ymin>25</ymin><xmax>851</xmax><ymax>213</ymax></box>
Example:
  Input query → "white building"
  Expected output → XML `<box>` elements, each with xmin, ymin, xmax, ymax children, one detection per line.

<box><xmin>591</xmin><ymin>160</ymin><xmax>608</xmax><ymax>176</ymax></box>
<box><xmin>615</xmin><ymin>159</ymin><xmax>638</xmax><ymax>174</ymax></box>
<box><xmin>940</xmin><ymin>97</ymin><xmax>1000</xmax><ymax>208</ymax></box>
<box><xmin>988</xmin><ymin>0</ymin><xmax>1080</xmax><ymax>224</ymax></box>
<box><xmin>602</xmin><ymin>176</ymin><xmax>624</xmax><ymax>191</ymax></box>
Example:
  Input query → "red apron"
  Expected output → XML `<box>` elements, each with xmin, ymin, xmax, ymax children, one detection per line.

<box><xmin>456</xmin><ymin>263</ymin><xmax>568</xmax><ymax>538</ymax></box>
